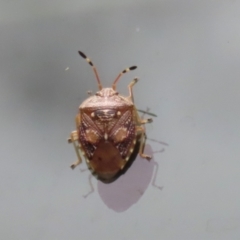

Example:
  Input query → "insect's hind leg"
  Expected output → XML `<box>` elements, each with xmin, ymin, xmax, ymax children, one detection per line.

<box><xmin>136</xmin><ymin>126</ymin><xmax>152</xmax><ymax>160</ymax></box>
<box><xmin>135</xmin><ymin>108</ymin><xmax>155</xmax><ymax>160</ymax></box>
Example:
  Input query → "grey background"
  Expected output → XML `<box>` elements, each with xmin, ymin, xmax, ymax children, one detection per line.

<box><xmin>1</xmin><ymin>0</ymin><xmax>240</xmax><ymax>239</ymax></box>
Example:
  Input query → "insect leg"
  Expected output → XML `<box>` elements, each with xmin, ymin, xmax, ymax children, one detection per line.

<box><xmin>68</xmin><ymin>131</ymin><xmax>83</xmax><ymax>169</ymax></box>
<box><xmin>135</xmin><ymin>107</ymin><xmax>154</xmax><ymax>125</ymax></box>
<box><xmin>68</xmin><ymin>114</ymin><xmax>82</xmax><ymax>169</ymax></box>
<box><xmin>75</xmin><ymin>113</ymin><xmax>81</xmax><ymax>127</ymax></box>
<box><xmin>127</xmin><ymin>77</ymin><xmax>138</xmax><ymax>102</ymax></box>
<box><xmin>136</xmin><ymin>126</ymin><xmax>152</xmax><ymax>160</ymax></box>
<box><xmin>135</xmin><ymin>109</ymin><xmax>153</xmax><ymax>125</ymax></box>
<box><xmin>140</xmin><ymin>118</ymin><xmax>153</xmax><ymax>124</ymax></box>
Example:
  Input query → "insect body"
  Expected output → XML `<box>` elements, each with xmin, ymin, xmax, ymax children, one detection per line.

<box><xmin>68</xmin><ymin>51</ymin><xmax>152</xmax><ymax>183</ymax></box>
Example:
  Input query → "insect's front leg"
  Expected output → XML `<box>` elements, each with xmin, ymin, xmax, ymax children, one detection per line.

<box><xmin>127</xmin><ymin>77</ymin><xmax>138</xmax><ymax>103</ymax></box>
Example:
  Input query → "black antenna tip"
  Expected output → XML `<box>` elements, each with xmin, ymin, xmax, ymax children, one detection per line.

<box><xmin>130</xmin><ymin>66</ymin><xmax>137</xmax><ymax>70</ymax></box>
<box><xmin>78</xmin><ymin>51</ymin><xmax>87</xmax><ymax>59</ymax></box>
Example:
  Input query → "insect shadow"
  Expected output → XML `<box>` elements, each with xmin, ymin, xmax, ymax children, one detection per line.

<box><xmin>80</xmin><ymin>139</ymin><xmax>168</xmax><ymax>212</ymax></box>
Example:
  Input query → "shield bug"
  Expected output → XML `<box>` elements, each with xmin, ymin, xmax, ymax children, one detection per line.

<box><xmin>68</xmin><ymin>51</ymin><xmax>153</xmax><ymax>183</ymax></box>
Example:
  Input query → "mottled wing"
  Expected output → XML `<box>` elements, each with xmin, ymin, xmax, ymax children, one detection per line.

<box><xmin>79</xmin><ymin>113</ymin><xmax>103</xmax><ymax>159</ymax></box>
<box><xmin>109</xmin><ymin>110</ymin><xmax>135</xmax><ymax>158</ymax></box>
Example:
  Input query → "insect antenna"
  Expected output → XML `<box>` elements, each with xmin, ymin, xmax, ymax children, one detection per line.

<box><xmin>112</xmin><ymin>66</ymin><xmax>137</xmax><ymax>90</ymax></box>
<box><xmin>78</xmin><ymin>51</ymin><xmax>102</xmax><ymax>90</ymax></box>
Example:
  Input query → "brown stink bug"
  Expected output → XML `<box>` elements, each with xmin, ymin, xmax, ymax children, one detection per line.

<box><xmin>68</xmin><ymin>51</ymin><xmax>153</xmax><ymax>183</ymax></box>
